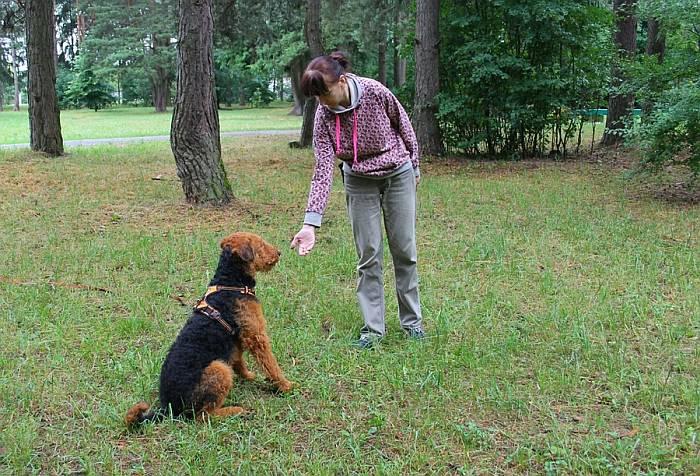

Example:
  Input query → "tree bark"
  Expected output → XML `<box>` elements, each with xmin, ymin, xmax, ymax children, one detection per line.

<box><xmin>11</xmin><ymin>36</ymin><xmax>20</xmax><ymax>111</ymax></box>
<box><xmin>76</xmin><ymin>0</ymin><xmax>86</xmax><ymax>44</ymax></box>
<box><xmin>288</xmin><ymin>55</ymin><xmax>305</xmax><ymax>116</ymax></box>
<box><xmin>602</xmin><ymin>0</ymin><xmax>637</xmax><ymax>146</ymax></box>
<box><xmin>151</xmin><ymin>65</ymin><xmax>170</xmax><ymax>112</ymax></box>
<box><xmin>413</xmin><ymin>0</ymin><xmax>443</xmax><ymax>156</ymax></box>
<box><xmin>646</xmin><ymin>18</ymin><xmax>665</xmax><ymax>62</ymax></box>
<box><xmin>278</xmin><ymin>73</ymin><xmax>284</xmax><ymax>101</ymax></box>
<box><xmin>378</xmin><ymin>39</ymin><xmax>387</xmax><ymax>85</ymax></box>
<box><xmin>641</xmin><ymin>18</ymin><xmax>665</xmax><ymax>119</ymax></box>
<box><xmin>150</xmin><ymin>31</ymin><xmax>171</xmax><ymax>113</ymax></box>
<box><xmin>26</xmin><ymin>0</ymin><xmax>64</xmax><ymax>156</ymax></box>
<box><xmin>393</xmin><ymin>1</ymin><xmax>407</xmax><ymax>88</ymax></box>
<box><xmin>393</xmin><ymin>46</ymin><xmax>406</xmax><ymax>88</ymax></box>
<box><xmin>171</xmin><ymin>0</ymin><xmax>232</xmax><ymax>205</ymax></box>
<box><xmin>298</xmin><ymin>0</ymin><xmax>323</xmax><ymax>148</ymax></box>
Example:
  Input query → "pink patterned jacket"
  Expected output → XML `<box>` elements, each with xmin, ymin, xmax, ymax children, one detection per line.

<box><xmin>303</xmin><ymin>75</ymin><xmax>420</xmax><ymax>227</ymax></box>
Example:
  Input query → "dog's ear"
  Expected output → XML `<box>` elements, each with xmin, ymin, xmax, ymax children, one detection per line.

<box><xmin>221</xmin><ymin>235</ymin><xmax>254</xmax><ymax>262</ymax></box>
<box><xmin>234</xmin><ymin>244</ymin><xmax>255</xmax><ymax>262</ymax></box>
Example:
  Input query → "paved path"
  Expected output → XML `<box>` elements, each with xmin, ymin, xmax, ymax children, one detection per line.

<box><xmin>0</xmin><ymin>129</ymin><xmax>300</xmax><ymax>150</ymax></box>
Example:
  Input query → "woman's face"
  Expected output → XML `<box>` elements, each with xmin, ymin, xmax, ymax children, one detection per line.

<box><xmin>317</xmin><ymin>75</ymin><xmax>348</xmax><ymax>108</ymax></box>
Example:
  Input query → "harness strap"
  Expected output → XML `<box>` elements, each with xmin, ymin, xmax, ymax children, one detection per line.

<box><xmin>195</xmin><ymin>304</ymin><xmax>235</xmax><ymax>335</ymax></box>
<box><xmin>193</xmin><ymin>285</ymin><xmax>255</xmax><ymax>336</ymax></box>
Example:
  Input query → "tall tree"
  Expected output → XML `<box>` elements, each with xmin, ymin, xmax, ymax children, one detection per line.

<box><xmin>602</xmin><ymin>0</ymin><xmax>637</xmax><ymax>146</ymax></box>
<box><xmin>171</xmin><ymin>0</ymin><xmax>232</xmax><ymax>205</ymax></box>
<box><xmin>297</xmin><ymin>0</ymin><xmax>323</xmax><ymax>148</ymax></box>
<box><xmin>392</xmin><ymin>0</ymin><xmax>407</xmax><ymax>88</ymax></box>
<box><xmin>646</xmin><ymin>18</ymin><xmax>665</xmax><ymax>62</ymax></box>
<box><xmin>81</xmin><ymin>0</ymin><xmax>176</xmax><ymax>112</ymax></box>
<box><xmin>26</xmin><ymin>0</ymin><xmax>63</xmax><ymax>155</ymax></box>
<box><xmin>377</xmin><ymin>23</ymin><xmax>387</xmax><ymax>85</ymax></box>
<box><xmin>1</xmin><ymin>1</ymin><xmax>24</xmax><ymax>111</ymax></box>
<box><xmin>413</xmin><ymin>0</ymin><xmax>443</xmax><ymax>156</ymax></box>
<box><xmin>10</xmin><ymin>33</ymin><xmax>20</xmax><ymax>110</ymax></box>
<box><xmin>288</xmin><ymin>55</ymin><xmax>305</xmax><ymax>115</ymax></box>
<box><xmin>0</xmin><ymin>55</ymin><xmax>8</xmax><ymax>111</ymax></box>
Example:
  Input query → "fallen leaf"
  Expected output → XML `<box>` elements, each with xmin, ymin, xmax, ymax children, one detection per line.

<box><xmin>618</xmin><ymin>427</ymin><xmax>639</xmax><ymax>438</ymax></box>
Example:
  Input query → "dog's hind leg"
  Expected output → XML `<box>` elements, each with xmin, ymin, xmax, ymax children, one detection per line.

<box><xmin>193</xmin><ymin>360</ymin><xmax>246</xmax><ymax>419</ymax></box>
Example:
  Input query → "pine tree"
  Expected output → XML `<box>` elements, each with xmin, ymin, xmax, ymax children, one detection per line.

<box><xmin>171</xmin><ymin>0</ymin><xmax>232</xmax><ymax>204</ymax></box>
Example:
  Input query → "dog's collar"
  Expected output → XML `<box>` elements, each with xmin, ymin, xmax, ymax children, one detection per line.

<box><xmin>194</xmin><ymin>285</ymin><xmax>255</xmax><ymax>336</ymax></box>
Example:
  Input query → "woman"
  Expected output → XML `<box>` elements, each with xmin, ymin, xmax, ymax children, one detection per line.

<box><xmin>290</xmin><ymin>51</ymin><xmax>424</xmax><ymax>349</ymax></box>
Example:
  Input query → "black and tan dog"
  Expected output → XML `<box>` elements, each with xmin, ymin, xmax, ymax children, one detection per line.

<box><xmin>125</xmin><ymin>232</ymin><xmax>294</xmax><ymax>426</ymax></box>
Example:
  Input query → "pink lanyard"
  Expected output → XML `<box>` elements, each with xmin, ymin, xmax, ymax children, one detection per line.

<box><xmin>335</xmin><ymin>109</ymin><xmax>358</xmax><ymax>166</ymax></box>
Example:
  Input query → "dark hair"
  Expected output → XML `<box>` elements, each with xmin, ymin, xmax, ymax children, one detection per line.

<box><xmin>300</xmin><ymin>51</ymin><xmax>351</xmax><ymax>97</ymax></box>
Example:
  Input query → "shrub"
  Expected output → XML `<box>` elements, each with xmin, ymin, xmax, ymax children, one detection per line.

<box><xmin>632</xmin><ymin>81</ymin><xmax>700</xmax><ymax>178</ymax></box>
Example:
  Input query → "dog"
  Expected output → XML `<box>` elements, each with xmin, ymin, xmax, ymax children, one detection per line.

<box><xmin>125</xmin><ymin>232</ymin><xmax>294</xmax><ymax>426</ymax></box>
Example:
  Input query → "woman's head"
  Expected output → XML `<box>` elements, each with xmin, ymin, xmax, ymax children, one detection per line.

<box><xmin>301</xmin><ymin>51</ymin><xmax>351</xmax><ymax>107</ymax></box>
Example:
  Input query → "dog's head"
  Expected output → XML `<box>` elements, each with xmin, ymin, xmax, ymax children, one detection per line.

<box><xmin>220</xmin><ymin>232</ymin><xmax>281</xmax><ymax>274</ymax></box>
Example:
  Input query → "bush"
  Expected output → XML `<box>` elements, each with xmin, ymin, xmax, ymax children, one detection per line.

<box><xmin>63</xmin><ymin>56</ymin><xmax>114</xmax><ymax>111</ymax></box>
<box><xmin>632</xmin><ymin>81</ymin><xmax>700</xmax><ymax>178</ymax></box>
<box><xmin>249</xmin><ymin>83</ymin><xmax>275</xmax><ymax>108</ymax></box>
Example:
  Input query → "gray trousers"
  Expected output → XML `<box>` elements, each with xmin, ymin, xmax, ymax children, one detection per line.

<box><xmin>344</xmin><ymin>165</ymin><xmax>422</xmax><ymax>336</ymax></box>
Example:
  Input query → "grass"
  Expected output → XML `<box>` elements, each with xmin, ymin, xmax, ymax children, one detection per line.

<box><xmin>0</xmin><ymin>103</ymin><xmax>301</xmax><ymax>144</ymax></box>
<box><xmin>0</xmin><ymin>138</ymin><xmax>698</xmax><ymax>474</ymax></box>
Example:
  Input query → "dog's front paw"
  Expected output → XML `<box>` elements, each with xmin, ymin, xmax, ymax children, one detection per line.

<box><xmin>277</xmin><ymin>380</ymin><xmax>296</xmax><ymax>393</ymax></box>
<box><xmin>241</xmin><ymin>371</ymin><xmax>256</xmax><ymax>381</ymax></box>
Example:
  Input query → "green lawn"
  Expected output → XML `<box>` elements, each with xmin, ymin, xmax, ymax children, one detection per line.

<box><xmin>0</xmin><ymin>103</ymin><xmax>302</xmax><ymax>144</ymax></box>
<box><xmin>0</xmin><ymin>139</ymin><xmax>698</xmax><ymax>474</ymax></box>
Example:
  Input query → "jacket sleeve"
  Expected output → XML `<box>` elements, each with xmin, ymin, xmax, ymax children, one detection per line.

<box><xmin>383</xmin><ymin>88</ymin><xmax>420</xmax><ymax>176</ymax></box>
<box><xmin>303</xmin><ymin>107</ymin><xmax>336</xmax><ymax>227</ymax></box>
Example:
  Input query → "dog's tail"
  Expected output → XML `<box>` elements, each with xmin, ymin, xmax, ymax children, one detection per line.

<box><xmin>125</xmin><ymin>402</ymin><xmax>165</xmax><ymax>426</ymax></box>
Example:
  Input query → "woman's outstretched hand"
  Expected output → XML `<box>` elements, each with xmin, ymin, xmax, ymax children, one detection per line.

<box><xmin>290</xmin><ymin>225</ymin><xmax>316</xmax><ymax>256</ymax></box>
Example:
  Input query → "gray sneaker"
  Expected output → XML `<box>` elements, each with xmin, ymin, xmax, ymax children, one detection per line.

<box><xmin>405</xmin><ymin>327</ymin><xmax>426</xmax><ymax>340</ymax></box>
<box><xmin>352</xmin><ymin>333</ymin><xmax>381</xmax><ymax>349</ymax></box>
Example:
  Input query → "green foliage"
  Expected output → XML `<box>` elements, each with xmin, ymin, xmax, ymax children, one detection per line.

<box><xmin>120</xmin><ymin>68</ymin><xmax>153</xmax><ymax>106</ymax></box>
<box><xmin>249</xmin><ymin>82</ymin><xmax>276</xmax><ymax>108</ymax></box>
<box><xmin>80</xmin><ymin>0</ymin><xmax>177</xmax><ymax>107</ymax></box>
<box><xmin>437</xmin><ymin>0</ymin><xmax>612</xmax><ymax>157</ymax></box>
<box><xmin>632</xmin><ymin>81</ymin><xmax>700</xmax><ymax>177</ymax></box>
<box><xmin>214</xmin><ymin>0</ymin><xmax>304</xmax><ymax>107</ymax></box>
<box><xmin>62</xmin><ymin>56</ymin><xmax>114</xmax><ymax>111</ymax></box>
<box><xmin>55</xmin><ymin>64</ymin><xmax>76</xmax><ymax>108</ymax></box>
<box><xmin>628</xmin><ymin>0</ymin><xmax>700</xmax><ymax>178</ymax></box>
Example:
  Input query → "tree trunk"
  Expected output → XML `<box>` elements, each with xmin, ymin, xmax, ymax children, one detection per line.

<box><xmin>11</xmin><ymin>36</ymin><xmax>21</xmax><ymax>112</ymax></box>
<box><xmin>0</xmin><ymin>82</ymin><xmax>4</xmax><ymax>111</ymax></box>
<box><xmin>298</xmin><ymin>0</ymin><xmax>323</xmax><ymax>148</ymax></box>
<box><xmin>413</xmin><ymin>0</ymin><xmax>443</xmax><ymax>156</ymax></box>
<box><xmin>278</xmin><ymin>73</ymin><xmax>284</xmax><ymax>101</ymax></box>
<box><xmin>171</xmin><ymin>0</ymin><xmax>232</xmax><ymax>205</ymax></box>
<box><xmin>642</xmin><ymin>18</ymin><xmax>666</xmax><ymax>119</ymax></box>
<box><xmin>602</xmin><ymin>0</ymin><xmax>637</xmax><ymax>146</ymax></box>
<box><xmin>646</xmin><ymin>18</ymin><xmax>665</xmax><ymax>62</ymax></box>
<box><xmin>393</xmin><ymin>1</ymin><xmax>407</xmax><ymax>88</ymax></box>
<box><xmin>150</xmin><ymin>30</ymin><xmax>171</xmax><ymax>113</ymax></box>
<box><xmin>288</xmin><ymin>55</ymin><xmax>305</xmax><ymax>116</ymax></box>
<box><xmin>378</xmin><ymin>39</ymin><xmax>387</xmax><ymax>85</ymax></box>
<box><xmin>151</xmin><ymin>66</ymin><xmax>170</xmax><ymax>112</ymax></box>
<box><xmin>393</xmin><ymin>41</ymin><xmax>406</xmax><ymax>88</ymax></box>
<box><xmin>76</xmin><ymin>0</ymin><xmax>86</xmax><ymax>44</ymax></box>
<box><xmin>26</xmin><ymin>0</ymin><xmax>64</xmax><ymax>156</ymax></box>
